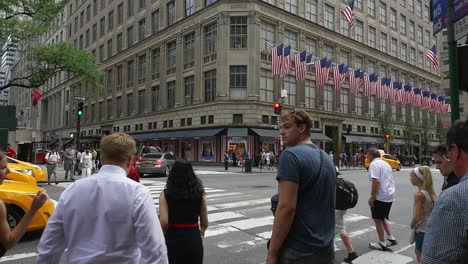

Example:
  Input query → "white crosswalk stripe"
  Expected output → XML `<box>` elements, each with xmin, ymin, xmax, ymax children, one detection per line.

<box><xmin>57</xmin><ymin>179</ymin><xmax>414</xmax><ymax>263</ymax></box>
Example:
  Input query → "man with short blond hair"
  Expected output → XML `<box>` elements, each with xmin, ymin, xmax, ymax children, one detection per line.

<box><xmin>37</xmin><ymin>133</ymin><xmax>168</xmax><ymax>264</ymax></box>
<box><xmin>267</xmin><ymin>109</ymin><xmax>336</xmax><ymax>264</ymax></box>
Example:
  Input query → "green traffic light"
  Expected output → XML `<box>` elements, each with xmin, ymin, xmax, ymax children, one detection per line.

<box><xmin>77</xmin><ymin>110</ymin><xmax>83</xmax><ymax>116</ymax></box>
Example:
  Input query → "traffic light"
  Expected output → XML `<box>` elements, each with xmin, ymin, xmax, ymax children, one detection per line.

<box><xmin>273</xmin><ymin>102</ymin><xmax>283</xmax><ymax>115</ymax></box>
<box><xmin>77</xmin><ymin>101</ymin><xmax>84</xmax><ymax>116</ymax></box>
<box><xmin>384</xmin><ymin>134</ymin><xmax>390</xmax><ymax>141</ymax></box>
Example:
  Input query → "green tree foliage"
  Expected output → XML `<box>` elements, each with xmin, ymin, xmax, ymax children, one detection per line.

<box><xmin>379</xmin><ymin>112</ymin><xmax>394</xmax><ymax>143</ymax></box>
<box><xmin>0</xmin><ymin>0</ymin><xmax>101</xmax><ymax>91</ymax></box>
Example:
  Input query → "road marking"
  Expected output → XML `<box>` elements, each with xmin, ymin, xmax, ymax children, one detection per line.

<box><xmin>209</xmin><ymin>211</ymin><xmax>245</xmax><ymax>222</ymax></box>
<box><xmin>208</xmin><ymin>198</ymin><xmax>271</xmax><ymax>211</ymax></box>
<box><xmin>0</xmin><ymin>252</ymin><xmax>38</xmax><ymax>262</ymax></box>
<box><xmin>394</xmin><ymin>244</ymin><xmax>415</xmax><ymax>254</ymax></box>
<box><xmin>344</xmin><ymin>213</ymin><xmax>370</xmax><ymax>222</ymax></box>
<box><xmin>346</xmin><ymin>250</ymin><xmax>413</xmax><ymax>263</ymax></box>
<box><xmin>206</xmin><ymin>192</ymin><xmax>242</xmax><ymax>198</ymax></box>
<box><xmin>205</xmin><ymin>216</ymin><xmax>273</xmax><ymax>238</ymax></box>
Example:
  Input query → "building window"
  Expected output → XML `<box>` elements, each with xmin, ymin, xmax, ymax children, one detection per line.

<box><xmin>305</xmin><ymin>80</ymin><xmax>316</xmax><ymax>109</ymax></box>
<box><xmin>401</xmin><ymin>43</ymin><xmax>407</xmax><ymax>61</ymax></box>
<box><xmin>116</xmin><ymin>33</ymin><xmax>122</xmax><ymax>52</ymax></box>
<box><xmin>323</xmin><ymin>85</ymin><xmax>333</xmax><ymax>111</ymax></box>
<box><xmin>417</xmin><ymin>25</ymin><xmax>423</xmax><ymax>45</ymax></box>
<box><xmin>391</xmin><ymin>104</ymin><xmax>397</xmax><ymax>121</ymax></box>
<box><xmin>92</xmin><ymin>23</ymin><xmax>97</xmax><ymax>43</ymax></box>
<box><xmin>355</xmin><ymin>20</ymin><xmax>363</xmax><ymax>42</ymax></box>
<box><xmin>370</xmin><ymin>97</ymin><xmax>376</xmax><ymax>117</ymax></box>
<box><xmin>390</xmin><ymin>8</ymin><xmax>397</xmax><ymax>30</ymax></box>
<box><xmin>230</xmin><ymin>16</ymin><xmax>247</xmax><ymax>49</ymax></box>
<box><xmin>138</xmin><ymin>53</ymin><xmax>146</xmax><ymax>84</ymax></box>
<box><xmin>206</xmin><ymin>0</ymin><xmax>217</xmax><ymax>6</ymax></box>
<box><xmin>116</xmin><ymin>64</ymin><xmax>123</xmax><ymax>91</ymax></box>
<box><xmin>100</xmin><ymin>17</ymin><xmax>105</xmax><ymax>37</ymax></box>
<box><xmin>305</xmin><ymin>37</ymin><xmax>317</xmax><ymax>55</ymax></box>
<box><xmin>204</xmin><ymin>69</ymin><xmax>216</xmax><ymax>102</ymax></box>
<box><xmin>208</xmin><ymin>115</ymin><xmax>214</xmax><ymax>124</ymax></box>
<box><xmin>151</xmin><ymin>48</ymin><xmax>160</xmax><ymax>80</ymax></box>
<box><xmin>181</xmin><ymin>118</ymin><xmax>185</xmax><ymax>127</ymax></box>
<box><xmin>167</xmin><ymin>81</ymin><xmax>176</xmax><ymax>109</ymax></box>
<box><xmin>203</xmin><ymin>23</ymin><xmax>217</xmax><ymax>63</ymax></box>
<box><xmin>167</xmin><ymin>0</ymin><xmax>176</xmax><ymax>26</ymax></box>
<box><xmin>108</xmin><ymin>11</ymin><xmax>114</xmax><ymax>31</ymax></box>
<box><xmin>355</xmin><ymin>0</ymin><xmax>363</xmax><ymax>9</ymax></box>
<box><xmin>187</xmin><ymin>118</ymin><xmax>192</xmax><ymax>126</ymax></box>
<box><xmin>127</xmin><ymin>26</ymin><xmax>134</xmax><ymax>48</ymax></box>
<box><xmin>324</xmin><ymin>4</ymin><xmax>335</xmax><ymax>30</ymax></box>
<box><xmin>400</xmin><ymin>15</ymin><xmax>407</xmax><ymax>35</ymax></box>
<box><xmin>417</xmin><ymin>51</ymin><xmax>423</xmax><ymax>68</ymax></box>
<box><xmin>85</xmin><ymin>29</ymin><xmax>90</xmax><ymax>47</ymax></box>
<box><xmin>184</xmin><ymin>32</ymin><xmax>195</xmax><ymax>69</ymax></box>
<box><xmin>152</xmin><ymin>85</ymin><xmax>159</xmax><ymax>111</ymax></box>
<box><xmin>107</xmin><ymin>38</ymin><xmax>113</xmax><ymax>57</ymax></box>
<box><xmin>138</xmin><ymin>18</ymin><xmax>146</xmax><ymax>41</ymax></box>
<box><xmin>409</xmin><ymin>20</ymin><xmax>415</xmax><ymax>40</ymax></box>
<box><xmin>410</xmin><ymin>47</ymin><xmax>416</xmax><ymax>64</ymax></box>
<box><xmin>127</xmin><ymin>59</ymin><xmax>134</xmax><ymax>87</ymax></box>
<box><xmin>390</xmin><ymin>38</ymin><xmax>397</xmax><ymax>57</ymax></box>
<box><xmin>324</xmin><ymin>44</ymin><xmax>334</xmax><ymax>59</ymax></box>
<box><xmin>340</xmin><ymin>16</ymin><xmax>350</xmax><ymax>37</ymax></box>
<box><xmin>380</xmin><ymin>32</ymin><xmax>387</xmax><ymax>53</ymax></box>
<box><xmin>379</xmin><ymin>2</ymin><xmax>386</xmax><ymax>23</ymax></box>
<box><xmin>408</xmin><ymin>0</ymin><xmax>414</xmax><ymax>11</ymax></box>
<box><xmin>368</xmin><ymin>26</ymin><xmax>376</xmax><ymax>48</ymax></box>
<box><xmin>184</xmin><ymin>75</ymin><xmax>195</xmax><ymax>105</ymax></box>
<box><xmin>262</xmin><ymin>115</ymin><xmax>269</xmax><ymax>124</ymax></box>
<box><xmin>98</xmin><ymin>101</ymin><xmax>103</xmax><ymax>120</ymax></box>
<box><xmin>166</xmin><ymin>41</ymin><xmax>176</xmax><ymax>75</ymax></box>
<box><xmin>185</xmin><ymin>0</ymin><xmax>195</xmax><ymax>16</ymax></box>
<box><xmin>201</xmin><ymin>116</ymin><xmax>206</xmax><ymax>125</ymax></box>
<box><xmin>284</xmin><ymin>30</ymin><xmax>298</xmax><ymax>51</ymax></box>
<box><xmin>107</xmin><ymin>99</ymin><xmax>112</xmax><ymax>119</ymax></box>
<box><xmin>416</xmin><ymin>0</ymin><xmax>422</xmax><ymax>17</ymax></box>
<box><xmin>99</xmin><ymin>44</ymin><xmax>104</xmax><ymax>62</ymax></box>
<box><xmin>284</xmin><ymin>0</ymin><xmax>298</xmax><ymax>14</ymax></box>
<box><xmin>229</xmin><ymin>66</ymin><xmax>247</xmax><ymax>99</ymax></box>
<box><xmin>138</xmin><ymin>90</ymin><xmax>145</xmax><ymax>114</ymax></box>
<box><xmin>128</xmin><ymin>0</ymin><xmax>134</xmax><ymax>17</ymax></box>
<box><xmin>117</xmin><ymin>3</ymin><xmax>123</xmax><ymax>25</ymax></box>
<box><xmin>260</xmin><ymin>69</ymin><xmax>273</xmax><ymax>102</ymax></box>
<box><xmin>127</xmin><ymin>93</ymin><xmax>133</xmax><ymax>115</ymax></box>
<box><xmin>233</xmin><ymin>114</ymin><xmax>243</xmax><ymax>125</ymax></box>
<box><xmin>355</xmin><ymin>92</ymin><xmax>363</xmax><ymax>115</ymax></box>
<box><xmin>368</xmin><ymin>0</ymin><xmax>375</xmax><ymax>16</ymax></box>
<box><xmin>284</xmin><ymin>75</ymin><xmax>296</xmax><ymax>106</ymax></box>
<box><xmin>380</xmin><ymin>101</ymin><xmax>386</xmax><ymax>116</ymax></box>
<box><xmin>260</xmin><ymin>22</ymin><xmax>275</xmax><ymax>51</ymax></box>
<box><xmin>305</xmin><ymin>0</ymin><xmax>318</xmax><ymax>22</ymax></box>
<box><xmin>139</xmin><ymin>0</ymin><xmax>145</xmax><ymax>10</ymax></box>
<box><xmin>151</xmin><ymin>10</ymin><xmax>159</xmax><ymax>34</ymax></box>
<box><xmin>340</xmin><ymin>50</ymin><xmax>349</xmax><ymax>65</ymax></box>
<box><xmin>368</xmin><ymin>60</ymin><xmax>375</xmax><ymax>73</ymax></box>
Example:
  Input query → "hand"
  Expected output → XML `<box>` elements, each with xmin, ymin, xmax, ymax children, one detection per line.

<box><xmin>266</xmin><ymin>253</ymin><xmax>279</xmax><ymax>264</ymax></box>
<box><xmin>410</xmin><ymin>223</ymin><xmax>415</xmax><ymax>229</ymax></box>
<box><xmin>30</xmin><ymin>188</ymin><xmax>48</xmax><ymax>211</ymax></box>
<box><xmin>368</xmin><ymin>196</ymin><xmax>375</xmax><ymax>207</ymax></box>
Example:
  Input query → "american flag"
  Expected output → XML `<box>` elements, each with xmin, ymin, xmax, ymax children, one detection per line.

<box><xmin>271</xmin><ymin>44</ymin><xmax>283</xmax><ymax>76</ymax></box>
<box><xmin>333</xmin><ymin>64</ymin><xmax>348</xmax><ymax>90</ymax></box>
<box><xmin>376</xmin><ymin>77</ymin><xmax>385</xmax><ymax>100</ymax></box>
<box><xmin>437</xmin><ymin>96</ymin><xmax>445</xmax><ymax>113</ymax></box>
<box><xmin>426</xmin><ymin>44</ymin><xmax>439</xmax><ymax>69</ymax></box>
<box><xmin>412</xmin><ymin>88</ymin><xmax>422</xmax><ymax>108</ymax></box>
<box><xmin>315</xmin><ymin>58</ymin><xmax>331</xmax><ymax>87</ymax></box>
<box><xmin>430</xmin><ymin>93</ymin><xmax>438</xmax><ymax>110</ymax></box>
<box><xmin>421</xmin><ymin>90</ymin><xmax>431</xmax><ymax>109</ymax></box>
<box><xmin>443</xmin><ymin>97</ymin><xmax>451</xmax><ymax>113</ymax></box>
<box><xmin>341</xmin><ymin>0</ymin><xmax>355</xmax><ymax>29</ymax></box>
<box><xmin>349</xmin><ymin>69</ymin><xmax>361</xmax><ymax>94</ymax></box>
<box><xmin>403</xmin><ymin>84</ymin><xmax>412</xmax><ymax>105</ymax></box>
<box><xmin>294</xmin><ymin>51</ymin><xmax>308</xmax><ymax>80</ymax></box>
<box><xmin>364</xmin><ymin>74</ymin><xmax>377</xmax><ymax>96</ymax></box>
<box><xmin>393</xmin><ymin>82</ymin><xmax>402</xmax><ymax>103</ymax></box>
<box><xmin>282</xmin><ymin>46</ymin><xmax>291</xmax><ymax>76</ymax></box>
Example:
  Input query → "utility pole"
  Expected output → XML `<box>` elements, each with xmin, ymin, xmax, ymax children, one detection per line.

<box><xmin>447</xmin><ymin>0</ymin><xmax>460</xmax><ymax>124</ymax></box>
<box><xmin>76</xmin><ymin>100</ymin><xmax>84</xmax><ymax>148</ymax></box>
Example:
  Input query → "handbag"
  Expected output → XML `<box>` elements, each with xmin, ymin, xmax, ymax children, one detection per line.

<box><xmin>409</xmin><ymin>229</ymin><xmax>416</xmax><ymax>244</ymax></box>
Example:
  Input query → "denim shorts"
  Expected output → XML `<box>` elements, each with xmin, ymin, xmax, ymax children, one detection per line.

<box><xmin>415</xmin><ymin>231</ymin><xmax>425</xmax><ymax>252</ymax></box>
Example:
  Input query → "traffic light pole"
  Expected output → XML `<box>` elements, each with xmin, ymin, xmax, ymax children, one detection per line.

<box><xmin>447</xmin><ymin>0</ymin><xmax>460</xmax><ymax>124</ymax></box>
<box><xmin>76</xmin><ymin>114</ymin><xmax>81</xmax><ymax>148</ymax></box>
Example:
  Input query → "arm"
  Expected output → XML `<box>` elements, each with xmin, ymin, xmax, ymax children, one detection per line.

<box><xmin>369</xmin><ymin>179</ymin><xmax>380</xmax><ymax>207</ymax></box>
<box><xmin>267</xmin><ymin>181</ymin><xmax>298</xmax><ymax>259</ymax></box>
<box><xmin>410</xmin><ymin>192</ymin><xmax>426</xmax><ymax>229</ymax></box>
<box><xmin>0</xmin><ymin>189</ymin><xmax>48</xmax><ymax>250</ymax></box>
<box><xmin>134</xmin><ymin>188</ymin><xmax>168</xmax><ymax>264</ymax></box>
<box><xmin>200</xmin><ymin>195</ymin><xmax>208</xmax><ymax>238</ymax></box>
<box><xmin>158</xmin><ymin>192</ymin><xmax>168</xmax><ymax>234</ymax></box>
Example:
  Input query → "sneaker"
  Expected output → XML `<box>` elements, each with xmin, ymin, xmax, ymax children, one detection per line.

<box><xmin>369</xmin><ymin>242</ymin><xmax>389</xmax><ymax>251</ymax></box>
<box><xmin>387</xmin><ymin>238</ymin><xmax>398</xmax><ymax>246</ymax></box>
<box><xmin>343</xmin><ymin>251</ymin><xmax>358</xmax><ymax>263</ymax></box>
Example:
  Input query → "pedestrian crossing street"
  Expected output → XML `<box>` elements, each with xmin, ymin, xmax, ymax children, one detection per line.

<box><xmin>58</xmin><ymin>179</ymin><xmax>415</xmax><ymax>263</ymax></box>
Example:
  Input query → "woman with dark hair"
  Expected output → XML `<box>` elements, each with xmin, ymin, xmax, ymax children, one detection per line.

<box><xmin>159</xmin><ymin>160</ymin><xmax>208</xmax><ymax>264</ymax></box>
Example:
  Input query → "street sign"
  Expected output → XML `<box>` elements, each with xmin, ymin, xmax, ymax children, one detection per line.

<box><xmin>454</xmin><ymin>0</ymin><xmax>468</xmax><ymax>22</ymax></box>
<box><xmin>433</xmin><ymin>0</ymin><xmax>447</xmax><ymax>35</ymax></box>
<box><xmin>455</xmin><ymin>15</ymin><xmax>468</xmax><ymax>40</ymax></box>
<box><xmin>74</xmin><ymin>96</ymin><xmax>86</xmax><ymax>101</ymax></box>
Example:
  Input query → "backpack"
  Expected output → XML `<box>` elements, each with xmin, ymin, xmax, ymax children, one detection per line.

<box><xmin>336</xmin><ymin>178</ymin><xmax>358</xmax><ymax>210</ymax></box>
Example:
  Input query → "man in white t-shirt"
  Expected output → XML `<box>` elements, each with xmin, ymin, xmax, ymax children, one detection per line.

<box><xmin>80</xmin><ymin>149</ymin><xmax>93</xmax><ymax>177</ymax></box>
<box><xmin>45</xmin><ymin>146</ymin><xmax>60</xmax><ymax>185</ymax></box>
<box><xmin>366</xmin><ymin>148</ymin><xmax>397</xmax><ymax>251</ymax></box>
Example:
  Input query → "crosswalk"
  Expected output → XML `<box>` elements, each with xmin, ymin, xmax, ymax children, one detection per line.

<box><xmin>57</xmin><ymin>179</ymin><xmax>415</xmax><ymax>263</ymax></box>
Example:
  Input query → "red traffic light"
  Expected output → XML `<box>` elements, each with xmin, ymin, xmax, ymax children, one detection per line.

<box><xmin>274</xmin><ymin>103</ymin><xmax>280</xmax><ymax>108</ymax></box>
<box><xmin>384</xmin><ymin>134</ymin><xmax>390</xmax><ymax>140</ymax></box>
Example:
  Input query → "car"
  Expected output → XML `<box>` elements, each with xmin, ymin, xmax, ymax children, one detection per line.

<box><xmin>6</xmin><ymin>157</ymin><xmax>47</xmax><ymax>183</ymax></box>
<box><xmin>134</xmin><ymin>153</ymin><xmax>176</xmax><ymax>177</ymax></box>
<box><xmin>0</xmin><ymin>180</ymin><xmax>55</xmax><ymax>231</ymax></box>
<box><xmin>135</xmin><ymin>145</ymin><xmax>162</xmax><ymax>161</ymax></box>
<box><xmin>364</xmin><ymin>153</ymin><xmax>402</xmax><ymax>171</ymax></box>
<box><xmin>5</xmin><ymin>170</ymin><xmax>37</xmax><ymax>185</ymax></box>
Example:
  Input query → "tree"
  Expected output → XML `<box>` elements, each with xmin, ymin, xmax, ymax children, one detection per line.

<box><xmin>403</xmin><ymin>118</ymin><xmax>417</xmax><ymax>149</ymax></box>
<box><xmin>0</xmin><ymin>0</ymin><xmax>101</xmax><ymax>91</ymax></box>
<box><xmin>436</xmin><ymin>118</ymin><xmax>445</xmax><ymax>144</ymax></box>
<box><xmin>421</xmin><ymin>116</ymin><xmax>430</xmax><ymax>155</ymax></box>
<box><xmin>379</xmin><ymin>112</ymin><xmax>394</xmax><ymax>142</ymax></box>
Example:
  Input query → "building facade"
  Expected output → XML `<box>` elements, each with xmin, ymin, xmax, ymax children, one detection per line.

<box><xmin>34</xmin><ymin>0</ymin><xmax>445</xmax><ymax>163</ymax></box>
<box><xmin>0</xmin><ymin>37</ymin><xmax>19</xmax><ymax>106</ymax></box>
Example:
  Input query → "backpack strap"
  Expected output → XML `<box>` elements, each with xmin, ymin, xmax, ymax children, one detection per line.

<box><xmin>297</xmin><ymin>145</ymin><xmax>325</xmax><ymax>201</ymax></box>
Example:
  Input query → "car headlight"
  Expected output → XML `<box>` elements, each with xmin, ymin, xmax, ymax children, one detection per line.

<box><xmin>32</xmin><ymin>165</ymin><xmax>42</xmax><ymax>170</ymax></box>
<box><xmin>13</xmin><ymin>169</ymin><xmax>33</xmax><ymax>176</ymax></box>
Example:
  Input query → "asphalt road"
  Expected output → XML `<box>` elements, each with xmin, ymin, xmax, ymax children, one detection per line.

<box><xmin>0</xmin><ymin>164</ymin><xmax>445</xmax><ymax>264</ymax></box>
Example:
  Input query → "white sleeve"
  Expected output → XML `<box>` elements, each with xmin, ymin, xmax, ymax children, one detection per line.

<box><xmin>369</xmin><ymin>163</ymin><xmax>381</xmax><ymax>181</ymax></box>
<box><xmin>45</xmin><ymin>153</ymin><xmax>50</xmax><ymax>160</ymax></box>
<box><xmin>132</xmin><ymin>187</ymin><xmax>168</xmax><ymax>264</ymax></box>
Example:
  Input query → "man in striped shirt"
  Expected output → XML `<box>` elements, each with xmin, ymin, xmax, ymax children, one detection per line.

<box><xmin>422</xmin><ymin>120</ymin><xmax>468</xmax><ymax>264</ymax></box>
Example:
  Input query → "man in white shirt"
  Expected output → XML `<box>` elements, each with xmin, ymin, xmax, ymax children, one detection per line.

<box><xmin>366</xmin><ymin>148</ymin><xmax>397</xmax><ymax>251</ymax></box>
<box><xmin>79</xmin><ymin>149</ymin><xmax>93</xmax><ymax>177</ymax></box>
<box><xmin>36</xmin><ymin>133</ymin><xmax>168</xmax><ymax>264</ymax></box>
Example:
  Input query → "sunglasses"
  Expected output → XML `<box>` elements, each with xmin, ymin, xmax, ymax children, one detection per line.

<box><xmin>288</xmin><ymin>109</ymin><xmax>305</xmax><ymax>124</ymax></box>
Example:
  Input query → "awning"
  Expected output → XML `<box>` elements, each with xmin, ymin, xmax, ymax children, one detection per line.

<box><xmin>343</xmin><ymin>135</ymin><xmax>381</xmax><ymax>144</ymax></box>
<box><xmin>251</xmin><ymin>128</ymin><xmax>279</xmax><ymax>138</ymax></box>
<box><xmin>427</xmin><ymin>141</ymin><xmax>440</xmax><ymax>147</ymax></box>
<box><xmin>391</xmin><ymin>139</ymin><xmax>406</xmax><ymax>145</ymax></box>
<box><xmin>311</xmin><ymin>133</ymin><xmax>332</xmax><ymax>142</ymax></box>
<box><xmin>47</xmin><ymin>139</ymin><xmax>59</xmax><ymax>146</ymax></box>
<box><xmin>227</xmin><ymin>128</ymin><xmax>248</xmax><ymax>137</ymax></box>
<box><xmin>132</xmin><ymin>128</ymin><xmax>224</xmax><ymax>141</ymax></box>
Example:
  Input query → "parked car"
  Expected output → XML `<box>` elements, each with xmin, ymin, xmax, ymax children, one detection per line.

<box><xmin>7</xmin><ymin>157</ymin><xmax>47</xmax><ymax>183</ymax></box>
<box><xmin>134</xmin><ymin>153</ymin><xmax>176</xmax><ymax>177</ymax></box>
<box><xmin>135</xmin><ymin>146</ymin><xmax>162</xmax><ymax>161</ymax></box>
<box><xmin>0</xmin><ymin>180</ymin><xmax>55</xmax><ymax>231</ymax></box>
<box><xmin>364</xmin><ymin>153</ymin><xmax>401</xmax><ymax>171</ymax></box>
<box><xmin>5</xmin><ymin>170</ymin><xmax>37</xmax><ymax>185</ymax></box>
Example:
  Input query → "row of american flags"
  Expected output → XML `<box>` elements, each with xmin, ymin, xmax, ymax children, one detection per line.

<box><xmin>270</xmin><ymin>44</ymin><xmax>449</xmax><ymax>113</ymax></box>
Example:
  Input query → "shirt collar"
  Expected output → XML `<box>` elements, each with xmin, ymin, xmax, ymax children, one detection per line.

<box><xmin>97</xmin><ymin>165</ymin><xmax>127</xmax><ymax>178</ymax></box>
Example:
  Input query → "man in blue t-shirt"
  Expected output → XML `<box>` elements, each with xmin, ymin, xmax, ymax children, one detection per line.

<box><xmin>266</xmin><ymin>109</ymin><xmax>336</xmax><ymax>264</ymax></box>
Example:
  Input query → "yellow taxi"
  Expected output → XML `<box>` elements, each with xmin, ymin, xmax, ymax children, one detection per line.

<box><xmin>0</xmin><ymin>180</ymin><xmax>55</xmax><ymax>231</ymax></box>
<box><xmin>6</xmin><ymin>157</ymin><xmax>46</xmax><ymax>183</ymax></box>
<box><xmin>365</xmin><ymin>153</ymin><xmax>401</xmax><ymax>171</ymax></box>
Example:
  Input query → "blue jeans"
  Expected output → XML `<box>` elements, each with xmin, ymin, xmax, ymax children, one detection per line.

<box><xmin>415</xmin><ymin>231</ymin><xmax>425</xmax><ymax>252</ymax></box>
